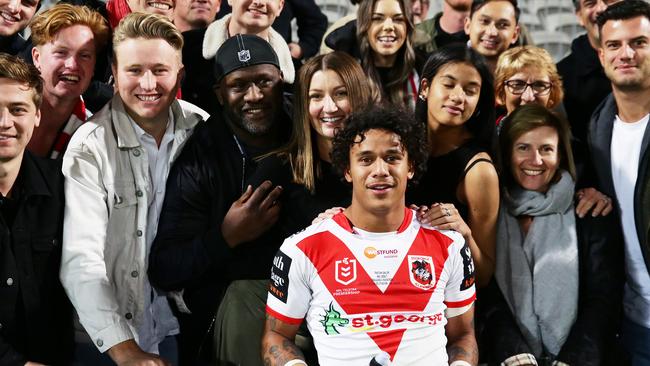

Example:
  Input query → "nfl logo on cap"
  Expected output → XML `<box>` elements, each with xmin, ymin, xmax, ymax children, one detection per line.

<box><xmin>238</xmin><ymin>49</ymin><xmax>251</xmax><ymax>63</ymax></box>
<box><xmin>213</xmin><ymin>34</ymin><xmax>281</xmax><ymax>82</ymax></box>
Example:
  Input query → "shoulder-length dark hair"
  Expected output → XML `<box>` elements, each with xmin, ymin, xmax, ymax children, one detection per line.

<box><xmin>498</xmin><ymin>104</ymin><xmax>576</xmax><ymax>189</ymax></box>
<box><xmin>357</xmin><ymin>0</ymin><xmax>416</xmax><ymax>107</ymax></box>
<box><xmin>415</xmin><ymin>43</ymin><xmax>496</xmax><ymax>151</ymax></box>
<box><xmin>285</xmin><ymin>52</ymin><xmax>372</xmax><ymax>192</ymax></box>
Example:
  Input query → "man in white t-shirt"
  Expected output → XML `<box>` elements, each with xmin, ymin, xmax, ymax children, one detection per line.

<box><xmin>590</xmin><ymin>1</ymin><xmax>650</xmax><ymax>363</ymax></box>
<box><xmin>262</xmin><ymin>107</ymin><xmax>478</xmax><ymax>366</ymax></box>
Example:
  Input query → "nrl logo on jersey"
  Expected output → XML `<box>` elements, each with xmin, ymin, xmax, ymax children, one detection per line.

<box><xmin>408</xmin><ymin>255</ymin><xmax>435</xmax><ymax>290</ymax></box>
<box><xmin>335</xmin><ymin>257</ymin><xmax>357</xmax><ymax>285</ymax></box>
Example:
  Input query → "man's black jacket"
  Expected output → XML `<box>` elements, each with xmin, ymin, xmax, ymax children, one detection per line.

<box><xmin>148</xmin><ymin>113</ymin><xmax>292</xmax><ymax>357</ymax></box>
<box><xmin>0</xmin><ymin>152</ymin><xmax>73</xmax><ymax>366</ymax></box>
<box><xmin>272</xmin><ymin>0</ymin><xmax>328</xmax><ymax>60</ymax></box>
<box><xmin>557</xmin><ymin>34</ymin><xmax>612</xmax><ymax>144</ymax></box>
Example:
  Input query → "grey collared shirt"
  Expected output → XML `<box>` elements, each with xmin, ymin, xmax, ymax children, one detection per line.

<box><xmin>129</xmin><ymin>113</ymin><xmax>180</xmax><ymax>353</ymax></box>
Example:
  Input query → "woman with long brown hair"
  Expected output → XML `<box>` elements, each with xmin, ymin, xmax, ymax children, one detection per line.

<box><xmin>325</xmin><ymin>0</ymin><xmax>425</xmax><ymax>109</ymax></box>
<box><xmin>282</xmin><ymin>51</ymin><xmax>373</xmax><ymax>231</ymax></box>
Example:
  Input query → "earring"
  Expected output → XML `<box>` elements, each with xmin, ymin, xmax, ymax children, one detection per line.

<box><xmin>418</xmin><ymin>94</ymin><xmax>427</xmax><ymax>101</ymax></box>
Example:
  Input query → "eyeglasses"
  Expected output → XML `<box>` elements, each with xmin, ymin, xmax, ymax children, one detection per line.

<box><xmin>504</xmin><ymin>80</ymin><xmax>552</xmax><ymax>96</ymax></box>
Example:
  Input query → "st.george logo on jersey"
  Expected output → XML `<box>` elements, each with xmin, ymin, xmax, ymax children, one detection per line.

<box><xmin>408</xmin><ymin>255</ymin><xmax>435</xmax><ymax>290</ymax></box>
<box><xmin>335</xmin><ymin>257</ymin><xmax>357</xmax><ymax>285</ymax></box>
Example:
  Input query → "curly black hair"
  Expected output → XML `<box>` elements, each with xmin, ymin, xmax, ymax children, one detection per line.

<box><xmin>330</xmin><ymin>106</ymin><xmax>429</xmax><ymax>186</ymax></box>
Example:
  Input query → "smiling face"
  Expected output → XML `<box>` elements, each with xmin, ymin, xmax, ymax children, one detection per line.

<box><xmin>113</xmin><ymin>37</ymin><xmax>182</xmax><ymax>127</ymax></box>
<box><xmin>599</xmin><ymin>15</ymin><xmax>650</xmax><ymax>91</ymax></box>
<box><xmin>465</xmin><ymin>0</ymin><xmax>519</xmax><ymax>60</ymax></box>
<box><xmin>32</xmin><ymin>24</ymin><xmax>96</xmax><ymax>104</ymax></box>
<box><xmin>218</xmin><ymin>63</ymin><xmax>283</xmax><ymax>137</ymax></box>
<box><xmin>368</xmin><ymin>0</ymin><xmax>408</xmax><ymax>67</ymax></box>
<box><xmin>126</xmin><ymin>0</ymin><xmax>174</xmax><ymax>19</ymax></box>
<box><xmin>503</xmin><ymin>67</ymin><xmax>552</xmax><ymax>114</ymax></box>
<box><xmin>174</xmin><ymin>0</ymin><xmax>220</xmax><ymax>31</ymax></box>
<box><xmin>345</xmin><ymin>128</ymin><xmax>414</xmax><ymax>215</ymax></box>
<box><xmin>511</xmin><ymin>125</ymin><xmax>560</xmax><ymax>193</ymax></box>
<box><xmin>0</xmin><ymin>78</ymin><xmax>40</xmax><ymax>162</ymax></box>
<box><xmin>308</xmin><ymin>69</ymin><xmax>351</xmax><ymax>141</ymax></box>
<box><xmin>229</xmin><ymin>0</ymin><xmax>284</xmax><ymax>34</ymax></box>
<box><xmin>420</xmin><ymin>62</ymin><xmax>482</xmax><ymax>130</ymax></box>
<box><xmin>576</xmin><ymin>0</ymin><xmax>620</xmax><ymax>46</ymax></box>
<box><xmin>0</xmin><ymin>0</ymin><xmax>38</xmax><ymax>37</ymax></box>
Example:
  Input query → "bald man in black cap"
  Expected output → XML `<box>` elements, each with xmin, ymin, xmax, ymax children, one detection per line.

<box><xmin>148</xmin><ymin>34</ymin><xmax>294</xmax><ymax>366</ymax></box>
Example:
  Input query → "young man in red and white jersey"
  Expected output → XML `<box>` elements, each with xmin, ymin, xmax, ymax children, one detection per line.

<box><xmin>262</xmin><ymin>107</ymin><xmax>478</xmax><ymax>366</ymax></box>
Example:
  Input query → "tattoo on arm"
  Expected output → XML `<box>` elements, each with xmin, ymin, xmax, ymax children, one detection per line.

<box><xmin>447</xmin><ymin>344</ymin><xmax>478</xmax><ymax>364</ymax></box>
<box><xmin>263</xmin><ymin>341</ymin><xmax>305</xmax><ymax>366</ymax></box>
<box><xmin>262</xmin><ymin>315</ymin><xmax>305</xmax><ymax>366</ymax></box>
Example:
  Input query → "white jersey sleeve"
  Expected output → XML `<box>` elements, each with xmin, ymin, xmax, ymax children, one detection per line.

<box><xmin>266</xmin><ymin>232</ymin><xmax>315</xmax><ymax>325</ymax></box>
<box><xmin>441</xmin><ymin>231</ymin><xmax>476</xmax><ymax>318</ymax></box>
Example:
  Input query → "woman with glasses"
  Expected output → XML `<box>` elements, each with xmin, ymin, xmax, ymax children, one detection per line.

<box><xmin>485</xmin><ymin>104</ymin><xmax>623</xmax><ymax>365</ymax></box>
<box><xmin>494</xmin><ymin>46</ymin><xmax>613</xmax><ymax>218</ymax></box>
<box><xmin>410</xmin><ymin>44</ymin><xmax>499</xmax><ymax>289</ymax></box>
<box><xmin>494</xmin><ymin>46</ymin><xmax>564</xmax><ymax>127</ymax></box>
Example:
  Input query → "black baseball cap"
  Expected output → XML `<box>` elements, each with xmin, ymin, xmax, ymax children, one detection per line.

<box><xmin>213</xmin><ymin>34</ymin><xmax>281</xmax><ymax>82</ymax></box>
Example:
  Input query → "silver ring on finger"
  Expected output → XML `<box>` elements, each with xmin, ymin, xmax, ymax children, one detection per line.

<box><xmin>444</xmin><ymin>207</ymin><xmax>451</xmax><ymax>217</ymax></box>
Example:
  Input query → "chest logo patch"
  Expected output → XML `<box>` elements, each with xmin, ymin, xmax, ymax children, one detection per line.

<box><xmin>335</xmin><ymin>257</ymin><xmax>357</xmax><ymax>285</ymax></box>
<box><xmin>408</xmin><ymin>255</ymin><xmax>435</xmax><ymax>290</ymax></box>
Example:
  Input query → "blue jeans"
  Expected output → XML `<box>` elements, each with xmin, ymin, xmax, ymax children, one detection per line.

<box><xmin>622</xmin><ymin>317</ymin><xmax>650</xmax><ymax>366</ymax></box>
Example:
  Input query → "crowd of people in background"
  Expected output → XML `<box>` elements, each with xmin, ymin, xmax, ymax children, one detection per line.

<box><xmin>1</xmin><ymin>0</ymin><xmax>650</xmax><ymax>365</ymax></box>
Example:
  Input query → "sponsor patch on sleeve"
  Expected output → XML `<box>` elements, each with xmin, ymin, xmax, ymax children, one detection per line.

<box><xmin>269</xmin><ymin>250</ymin><xmax>292</xmax><ymax>303</ymax></box>
<box><xmin>459</xmin><ymin>243</ymin><xmax>475</xmax><ymax>291</ymax></box>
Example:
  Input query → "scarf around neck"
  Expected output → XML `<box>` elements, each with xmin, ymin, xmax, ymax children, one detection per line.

<box><xmin>495</xmin><ymin>170</ymin><xmax>578</xmax><ymax>358</ymax></box>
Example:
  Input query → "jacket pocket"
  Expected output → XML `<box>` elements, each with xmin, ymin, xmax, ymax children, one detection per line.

<box><xmin>32</xmin><ymin>237</ymin><xmax>59</xmax><ymax>252</ymax></box>
<box><xmin>31</xmin><ymin>236</ymin><xmax>61</xmax><ymax>284</ymax></box>
<box><xmin>106</xmin><ymin>183</ymin><xmax>139</xmax><ymax>260</ymax></box>
<box><xmin>114</xmin><ymin>185</ymin><xmax>138</xmax><ymax>208</ymax></box>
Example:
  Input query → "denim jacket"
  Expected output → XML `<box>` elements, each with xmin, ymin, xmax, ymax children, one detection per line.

<box><xmin>60</xmin><ymin>94</ymin><xmax>206</xmax><ymax>353</ymax></box>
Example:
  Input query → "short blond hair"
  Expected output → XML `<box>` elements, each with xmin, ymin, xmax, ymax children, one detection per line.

<box><xmin>112</xmin><ymin>12</ymin><xmax>183</xmax><ymax>62</ymax></box>
<box><xmin>0</xmin><ymin>53</ymin><xmax>44</xmax><ymax>108</ymax></box>
<box><xmin>30</xmin><ymin>3</ymin><xmax>109</xmax><ymax>49</ymax></box>
<box><xmin>494</xmin><ymin>46</ymin><xmax>563</xmax><ymax>109</ymax></box>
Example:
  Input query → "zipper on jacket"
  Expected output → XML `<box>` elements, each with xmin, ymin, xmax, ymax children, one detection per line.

<box><xmin>232</xmin><ymin>134</ymin><xmax>246</xmax><ymax>194</ymax></box>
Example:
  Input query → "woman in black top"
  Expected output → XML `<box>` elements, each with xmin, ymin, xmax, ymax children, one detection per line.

<box><xmin>410</xmin><ymin>44</ymin><xmax>499</xmax><ymax>288</ymax></box>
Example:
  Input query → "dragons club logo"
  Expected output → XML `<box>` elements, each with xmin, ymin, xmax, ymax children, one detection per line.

<box><xmin>335</xmin><ymin>257</ymin><xmax>357</xmax><ymax>285</ymax></box>
<box><xmin>320</xmin><ymin>302</ymin><xmax>349</xmax><ymax>335</ymax></box>
<box><xmin>408</xmin><ymin>255</ymin><xmax>435</xmax><ymax>290</ymax></box>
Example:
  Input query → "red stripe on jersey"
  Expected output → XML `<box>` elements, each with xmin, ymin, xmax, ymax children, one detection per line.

<box><xmin>296</xmin><ymin>227</ymin><xmax>453</xmax><ymax>316</ymax></box>
<box><xmin>296</xmin><ymin>219</ymin><xmax>458</xmax><ymax>361</ymax></box>
<box><xmin>266</xmin><ymin>305</ymin><xmax>303</xmax><ymax>325</ymax></box>
<box><xmin>444</xmin><ymin>293</ymin><xmax>477</xmax><ymax>308</ymax></box>
<box><xmin>367</xmin><ymin>329</ymin><xmax>406</xmax><ymax>361</ymax></box>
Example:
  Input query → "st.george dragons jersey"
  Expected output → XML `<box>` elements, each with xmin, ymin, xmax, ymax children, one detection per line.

<box><xmin>266</xmin><ymin>209</ymin><xmax>476</xmax><ymax>365</ymax></box>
